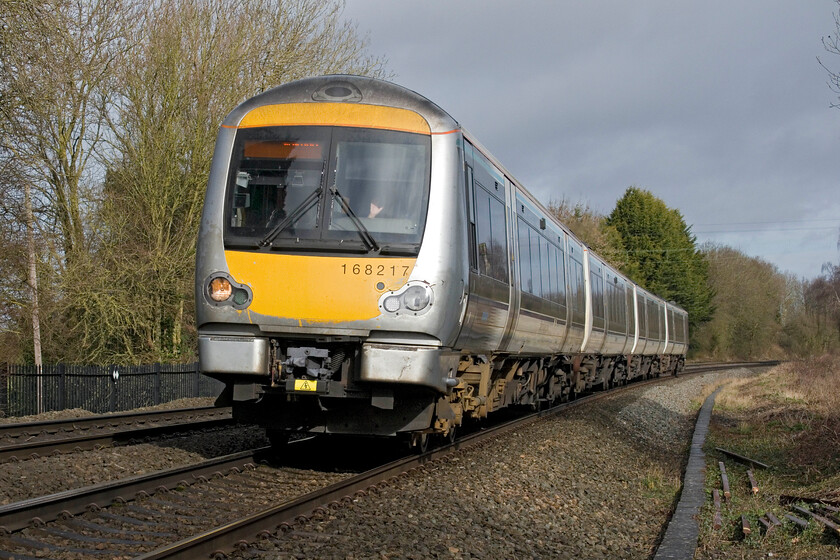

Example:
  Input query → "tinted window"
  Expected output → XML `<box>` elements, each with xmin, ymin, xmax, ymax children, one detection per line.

<box><xmin>529</xmin><ymin>226</ymin><xmax>541</xmax><ymax>294</ymax></box>
<box><xmin>556</xmin><ymin>244</ymin><xmax>566</xmax><ymax>302</ymax></box>
<box><xmin>569</xmin><ymin>257</ymin><xmax>585</xmax><ymax>313</ymax></box>
<box><xmin>226</xmin><ymin>126</ymin><xmax>329</xmax><ymax>240</ymax></box>
<box><xmin>638</xmin><ymin>296</ymin><xmax>647</xmax><ymax>338</ymax></box>
<box><xmin>225</xmin><ymin>126</ymin><xmax>431</xmax><ymax>252</ymax></box>
<box><xmin>547</xmin><ymin>243</ymin><xmax>557</xmax><ymax>302</ymax></box>
<box><xmin>590</xmin><ymin>268</ymin><xmax>605</xmax><ymax>320</ymax></box>
<box><xmin>607</xmin><ymin>278</ymin><xmax>626</xmax><ymax>332</ymax></box>
<box><xmin>474</xmin><ymin>185</ymin><xmax>508</xmax><ymax>282</ymax></box>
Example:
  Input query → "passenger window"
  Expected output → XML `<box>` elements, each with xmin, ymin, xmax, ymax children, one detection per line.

<box><xmin>569</xmin><ymin>257</ymin><xmax>585</xmax><ymax>313</ymax></box>
<box><xmin>547</xmin><ymin>244</ymin><xmax>557</xmax><ymax>302</ymax></box>
<box><xmin>647</xmin><ymin>300</ymin><xmax>660</xmax><ymax>338</ymax></box>
<box><xmin>556</xmin><ymin>245</ymin><xmax>566</xmax><ymax>301</ymax></box>
<box><xmin>638</xmin><ymin>297</ymin><xmax>647</xmax><ymax>337</ymax></box>
<box><xmin>608</xmin><ymin>280</ymin><xmax>626</xmax><ymax>332</ymax></box>
<box><xmin>518</xmin><ymin>218</ymin><xmax>532</xmax><ymax>293</ymax></box>
<box><xmin>474</xmin><ymin>185</ymin><xmax>508</xmax><ymax>283</ymax></box>
<box><xmin>590</xmin><ymin>270</ymin><xmax>604</xmax><ymax>320</ymax></box>
<box><xmin>540</xmin><ymin>237</ymin><xmax>551</xmax><ymax>300</ymax></box>
<box><xmin>489</xmin><ymin>192</ymin><xmax>508</xmax><ymax>281</ymax></box>
<box><xmin>527</xmin><ymin>227</ymin><xmax>539</xmax><ymax>295</ymax></box>
<box><xmin>465</xmin><ymin>165</ymin><xmax>478</xmax><ymax>271</ymax></box>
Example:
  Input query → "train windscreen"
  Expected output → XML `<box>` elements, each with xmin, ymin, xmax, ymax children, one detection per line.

<box><xmin>224</xmin><ymin>126</ymin><xmax>431</xmax><ymax>254</ymax></box>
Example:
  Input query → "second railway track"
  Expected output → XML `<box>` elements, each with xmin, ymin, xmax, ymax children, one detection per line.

<box><xmin>0</xmin><ymin>407</ymin><xmax>233</xmax><ymax>464</ymax></box>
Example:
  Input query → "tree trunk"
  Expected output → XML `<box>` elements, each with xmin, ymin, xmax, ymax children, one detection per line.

<box><xmin>25</xmin><ymin>181</ymin><xmax>43</xmax><ymax>412</ymax></box>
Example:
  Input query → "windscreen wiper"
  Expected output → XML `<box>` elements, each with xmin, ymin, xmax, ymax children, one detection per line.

<box><xmin>330</xmin><ymin>186</ymin><xmax>380</xmax><ymax>252</ymax></box>
<box><xmin>258</xmin><ymin>188</ymin><xmax>321</xmax><ymax>247</ymax></box>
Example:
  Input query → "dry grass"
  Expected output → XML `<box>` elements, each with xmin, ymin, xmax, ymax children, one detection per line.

<box><xmin>696</xmin><ymin>356</ymin><xmax>840</xmax><ymax>559</ymax></box>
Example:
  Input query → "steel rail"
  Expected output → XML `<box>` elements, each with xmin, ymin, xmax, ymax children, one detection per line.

<box><xmin>134</xmin><ymin>371</ymin><xmax>699</xmax><ymax>560</ymax></box>
<box><xmin>0</xmin><ymin>406</ymin><xmax>231</xmax><ymax>441</ymax></box>
<box><xmin>684</xmin><ymin>360</ymin><xmax>780</xmax><ymax>374</ymax></box>
<box><xmin>0</xmin><ymin>448</ymin><xmax>266</xmax><ymax>533</ymax></box>
<box><xmin>0</xmin><ymin>362</ymin><xmax>778</xmax><ymax>558</ymax></box>
<box><xmin>0</xmin><ymin>411</ymin><xmax>234</xmax><ymax>464</ymax></box>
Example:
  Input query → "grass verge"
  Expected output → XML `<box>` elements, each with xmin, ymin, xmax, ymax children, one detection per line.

<box><xmin>695</xmin><ymin>356</ymin><xmax>840</xmax><ymax>559</ymax></box>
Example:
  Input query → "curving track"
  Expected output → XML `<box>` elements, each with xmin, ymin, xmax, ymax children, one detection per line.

<box><xmin>0</xmin><ymin>362</ymin><xmax>777</xmax><ymax>559</ymax></box>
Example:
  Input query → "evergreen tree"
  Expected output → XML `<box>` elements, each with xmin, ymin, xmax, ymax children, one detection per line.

<box><xmin>606</xmin><ymin>187</ymin><xmax>714</xmax><ymax>331</ymax></box>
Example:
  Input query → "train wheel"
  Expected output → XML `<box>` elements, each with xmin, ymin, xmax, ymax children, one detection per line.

<box><xmin>411</xmin><ymin>432</ymin><xmax>430</xmax><ymax>454</ymax></box>
<box><xmin>414</xmin><ymin>432</ymin><xmax>431</xmax><ymax>454</ymax></box>
<box><xmin>446</xmin><ymin>426</ymin><xmax>457</xmax><ymax>445</ymax></box>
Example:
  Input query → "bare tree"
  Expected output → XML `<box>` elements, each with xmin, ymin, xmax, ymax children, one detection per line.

<box><xmin>694</xmin><ymin>244</ymin><xmax>786</xmax><ymax>359</ymax></box>
<box><xmin>74</xmin><ymin>0</ymin><xmax>388</xmax><ymax>363</ymax></box>
<box><xmin>820</xmin><ymin>0</ymin><xmax>840</xmax><ymax>108</ymax></box>
<box><xmin>0</xmin><ymin>0</ymin><xmax>134</xmax><ymax>262</ymax></box>
<box><xmin>1</xmin><ymin>0</ymin><xmax>137</xmax><ymax>365</ymax></box>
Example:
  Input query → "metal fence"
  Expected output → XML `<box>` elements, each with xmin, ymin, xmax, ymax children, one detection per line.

<box><xmin>0</xmin><ymin>363</ymin><xmax>225</xmax><ymax>418</ymax></box>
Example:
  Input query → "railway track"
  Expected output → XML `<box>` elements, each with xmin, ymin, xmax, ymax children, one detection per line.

<box><xmin>684</xmin><ymin>361</ymin><xmax>780</xmax><ymax>374</ymax></box>
<box><xmin>0</xmin><ymin>362</ymin><xmax>777</xmax><ymax>559</ymax></box>
<box><xmin>0</xmin><ymin>407</ymin><xmax>233</xmax><ymax>463</ymax></box>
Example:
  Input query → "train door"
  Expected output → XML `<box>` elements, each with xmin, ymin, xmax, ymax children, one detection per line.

<box><xmin>583</xmin><ymin>254</ymin><xmax>607</xmax><ymax>354</ymax></box>
<box><xmin>630</xmin><ymin>286</ymin><xmax>640</xmax><ymax>353</ymax></box>
<box><xmin>636</xmin><ymin>292</ymin><xmax>649</xmax><ymax>355</ymax></box>
<box><xmin>498</xmin><ymin>177</ymin><xmax>520</xmax><ymax>351</ymax></box>
<box><xmin>453</xmin><ymin>140</ymin><xmax>511</xmax><ymax>352</ymax></box>
<box><xmin>564</xmin><ymin>238</ymin><xmax>586</xmax><ymax>351</ymax></box>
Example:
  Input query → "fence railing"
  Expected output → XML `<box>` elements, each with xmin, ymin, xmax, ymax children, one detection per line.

<box><xmin>0</xmin><ymin>363</ymin><xmax>225</xmax><ymax>418</ymax></box>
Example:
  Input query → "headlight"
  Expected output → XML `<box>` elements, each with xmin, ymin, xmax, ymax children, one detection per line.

<box><xmin>383</xmin><ymin>296</ymin><xmax>401</xmax><ymax>312</ymax></box>
<box><xmin>403</xmin><ymin>285</ymin><xmax>431</xmax><ymax>311</ymax></box>
<box><xmin>379</xmin><ymin>283</ymin><xmax>433</xmax><ymax>315</ymax></box>
<box><xmin>206</xmin><ymin>273</ymin><xmax>252</xmax><ymax>309</ymax></box>
<box><xmin>209</xmin><ymin>277</ymin><xmax>233</xmax><ymax>301</ymax></box>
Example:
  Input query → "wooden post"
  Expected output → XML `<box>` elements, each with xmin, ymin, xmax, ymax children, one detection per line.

<box><xmin>766</xmin><ymin>512</ymin><xmax>782</xmax><ymax>526</ymax></box>
<box><xmin>759</xmin><ymin>517</ymin><xmax>773</xmax><ymax>534</ymax></box>
<box><xmin>747</xmin><ymin>469</ymin><xmax>758</xmax><ymax>494</ymax></box>
<box><xmin>719</xmin><ymin>462</ymin><xmax>731</xmax><ymax>500</ymax></box>
<box><xmin>713</xmin><ymin>489</ymin><xmax>722</xmax><ymax>529</ymax></box>
<box><xmin>784</xmin><ymin>514</ymin><xmax>809</xmax><ymax>530</ymax></box>
<box><xmin>741</xmin><ymin>514</ymin><xmax>751</xmax><ymax>536</ymax></box>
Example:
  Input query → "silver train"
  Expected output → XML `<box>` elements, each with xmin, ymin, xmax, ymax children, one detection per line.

<box><xmin>195</xmin><ymin>75</ymin><xmax>688</xmax><ymax>447</ymax></box>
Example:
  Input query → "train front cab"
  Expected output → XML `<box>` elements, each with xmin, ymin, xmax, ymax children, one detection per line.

<box><xmin>196</xmin><ymin>77</ymin><xmax>471</xmax><ymax>441</ymax></box>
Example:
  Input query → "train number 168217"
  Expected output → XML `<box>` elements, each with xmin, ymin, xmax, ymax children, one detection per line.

<box><xmin>341</xmin><ymin>263</ymin><xmax>410</xmax><ymax>276</ymax></box>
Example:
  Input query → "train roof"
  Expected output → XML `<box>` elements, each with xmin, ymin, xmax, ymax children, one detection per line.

<box><xmin>222</xmin><ymin>75</ymin><xmax>460</xmax><ymax>134</ymax></box>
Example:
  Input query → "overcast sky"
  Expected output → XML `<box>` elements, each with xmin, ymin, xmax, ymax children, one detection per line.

<box><xmin>342</xmin><ymin>1</ymin><xmax>840</xmax><ymax>279</ymax></box>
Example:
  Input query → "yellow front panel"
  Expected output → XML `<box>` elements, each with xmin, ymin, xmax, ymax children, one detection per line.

<box><xmin>224</xmin><ymin>251</ymin><xmax>416</xmax><ymax>323</ymax></box>
<box><xmin>231</xmin><ymin>103</ymin><xmax>431</xmax><ymax>135</ymax></box>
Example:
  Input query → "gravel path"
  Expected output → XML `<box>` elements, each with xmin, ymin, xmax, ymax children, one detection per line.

<box><xmin>232</xmin><ymin>369</ymin><xmax>754</xmax><ymax>560</ymax></box>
